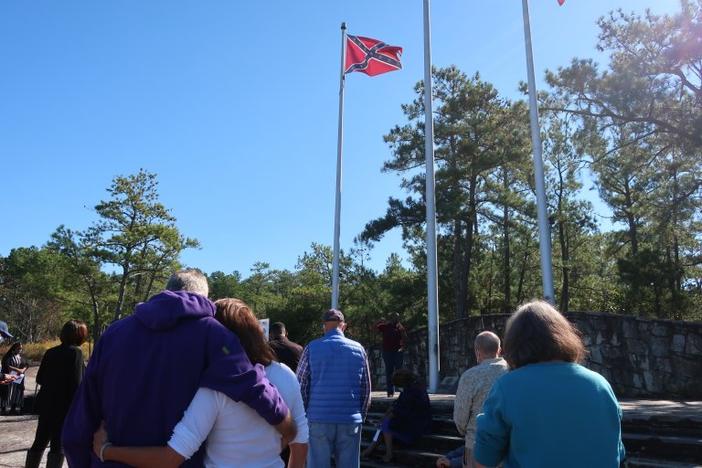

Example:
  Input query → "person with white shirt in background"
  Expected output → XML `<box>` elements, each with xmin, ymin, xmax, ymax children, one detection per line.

<box><xmin>93</xmin><ymin>298</ymin><xmax>308</xmax><ymax>468</ymax></box>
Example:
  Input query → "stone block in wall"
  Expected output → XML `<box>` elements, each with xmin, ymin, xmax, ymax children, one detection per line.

<box><xmin>632</xmin><ymin>373</ymin><xmax>643</xmax><ymax>389</ymax></box>
<box><xmin>685</xmin><ymin>333</ymin><xmax>702</xmax><ymax>355</ymax></box>
<box><xmin>652</xmin><ymin>323</ymin><xmax>671</xmax><ymax>337</ymax></box>
<box><xmin>651</xmin><ymin>337</ymin><xmax>670</xmax><ymax>357</ymax></box>
<box><xmin>601</xmin><ymin>344</ymin><xmax>623</xmax><ymax>360</ymax></box>
<box><xmin>643</xmin><ymin>370</ymin><xmax>663</xmax><ymax>394</ymax></box>
<box><xmin>653</xmin><ymin>357</ymin><xmax>673</xmax><ymax>374</ymax></box>
<box><xmin>596</xmin><ymin>332</ymin><xmax>605</xmax><ymax>345</ymax></box>
<box><xmin>638</xmin><ymin>321</ymin><xmax>652</xmax><ymax>334</ymax></box>
<box><xmin>673</xmin><ymin>356</ymin><xmax>702</xmax><ymax>380</ymax></box>
<box><xmin>672</xmin><ymin>334</ymin><xmax>686</xmax><ymax>353</ymax></box>
<box><xmin>589</xmin><ymin>346</ymin><xmax>603</xmax><ymax>365</ymax></box>
<box><xmin>625</xmin><ymin>338</ymin><xmax>647</xmax><ymax>355</ymax></box>
<box><xmin>622</xmin><ymin>320</ymin><xmax>638</xmax><ymax>339</ymax></box>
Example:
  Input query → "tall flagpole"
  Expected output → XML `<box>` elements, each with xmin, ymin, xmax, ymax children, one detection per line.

<box><xmin>423</xmin><ymin>0</ymin><xmax>440</xmax><ymax>393</ymax></box>
<box><xmin>521</xmin><ymin>0</ymin><xmax>555</xmax><ymax>303</ymax></box>
<box><xmin>331</xmin><ymin>22</ymin><xmax>347</xmax><ymax>310</ymax></box>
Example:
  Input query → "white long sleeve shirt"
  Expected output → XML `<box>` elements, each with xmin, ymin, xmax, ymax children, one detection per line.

<box><xmin>168</xmin><ymin>361</ymin><xmax>309</xmax><ymax>468</ymax></box>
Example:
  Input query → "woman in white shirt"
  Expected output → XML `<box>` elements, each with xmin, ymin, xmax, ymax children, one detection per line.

<box><xmin>93</xmin><ymin>298</ymin><xmax>309</xmax><ymax>468</ymax></box>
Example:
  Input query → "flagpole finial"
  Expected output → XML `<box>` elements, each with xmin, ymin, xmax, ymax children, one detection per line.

<box><xmin>341</xmin><ymin>22</ymin><xmax>347</xmax><ymax>30</ymax></box>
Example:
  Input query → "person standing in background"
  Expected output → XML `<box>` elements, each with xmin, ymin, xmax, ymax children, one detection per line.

<box><xmin>25</xmin><ymin>320</ymin><xmax>89</xmax><ymax>468</ymax></box>
<box><xmin>269</xmin><ymin>322</ymin><xmax>303</xmax><ymax>373</ymax></box>
<box><xmin>375</xmin><ymin>313</ymin><xmax>408</xmax><ymax>397</ymax></box>
<box><xmin>0</xmin><ymin>321</ymin><xmax>13</xmax><ymax>345</ymax></box>
<box><xmin>1</xmin><ymin>342</ymin><xmax>27</xmax><ymax>415</ymax></box>
<box><xmin>0</xmin><ymin>322</ymin><xmax>16</xmax><ymax>398</ymax></box>
<box><xmin>297</xmin><ymin>309</ymin><xmax>371</xmax><ymax>468</ymax></box>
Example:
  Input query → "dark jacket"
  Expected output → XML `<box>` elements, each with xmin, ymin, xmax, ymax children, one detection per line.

<box><xmin>35</xmin><ymin>344</ymin><xmax>84</xmax><ymax>420</ymax></box>
<box><xmin>62</xmin><ymin>290</ymin><xmax>289</xmax><ymax>468</ymax></box>
<box><xmin>269</xmin><ymin>336</ymin><xmax>303</xmax><ymax>372</ymax></box>
<box><xmin>388</xmin><ymin>383</ymin><xmax>432</xmax><ymax>442</ymax></box>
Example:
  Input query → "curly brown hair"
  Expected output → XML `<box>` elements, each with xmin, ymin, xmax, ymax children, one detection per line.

<box><xmin>214</xmin><ymin>298</ymin><xmax>276</xmax><ymax>367</ymax></box>
<box><xmin>503</xmin><ymin>300</ymin><xmax>586</xmax><ymax>369</ymax></box>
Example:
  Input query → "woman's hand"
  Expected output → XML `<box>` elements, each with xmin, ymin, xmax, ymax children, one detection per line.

<box><xmin>92</xmin><ymin>422</ymin><xmax>109</xmax><ymax>458</ymax></box>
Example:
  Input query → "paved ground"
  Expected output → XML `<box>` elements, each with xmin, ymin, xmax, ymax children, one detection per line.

<box><xmin>0</xmin><ymin>367</ymin><xmax>45</xmax><ymax>467</ymax></box>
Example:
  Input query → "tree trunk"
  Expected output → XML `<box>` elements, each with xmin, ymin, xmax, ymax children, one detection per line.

<box><xmin>558</xmin><ymin>218</ymin><xmax>570</xmax><ymax>313</ymax></box>
<box><xmin>114</xmin><ymin>262</ymin><xmax>131</xmax><ymax>321</ymax></box>
<box><xmin>516</xmin><ymin>239</ymin><xmax>531</xmax><ymax>305</ymax></box>
<box><xmin>623</xmin><ymin>183</ymin><xmax>639</xmax><ymax>255</ymax></box>
<box><xmin>502</xmin><ymin>172</ymin><xmax>511</xmax><ymax>314</ymax></box>
<box><xmin>452</xmin><ymin>219</ymin><xmax>464</xmax><ymax>320</ymax></box>
<box><xmin>458</xmin><ymin>176</ymin><xmax>478</xmax><ymax>318</ymax></box>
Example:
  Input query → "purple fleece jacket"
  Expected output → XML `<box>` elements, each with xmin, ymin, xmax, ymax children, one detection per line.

<box><xmin>62</xmin><ymin>290</ymin><xmax>289</xmax><ymax>467</ymax></box>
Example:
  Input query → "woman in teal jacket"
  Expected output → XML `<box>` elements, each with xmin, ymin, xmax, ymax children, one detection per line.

<box><xmin>473</xmin><ymin>301</ymin><xmax>626</xmax><ymax>468</ymax></box>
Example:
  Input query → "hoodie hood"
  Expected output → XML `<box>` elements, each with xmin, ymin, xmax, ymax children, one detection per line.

<box><xmin>135</xmin><ymin>290</ymin><xmax>216</xmax><ymax>331</ymax></box>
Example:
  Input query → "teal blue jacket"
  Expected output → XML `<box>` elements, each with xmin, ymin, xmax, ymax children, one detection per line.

<box><xmin>474</xmin><ymin>362</ymin><xmax>625</xmax><ymax>467</ymax></box>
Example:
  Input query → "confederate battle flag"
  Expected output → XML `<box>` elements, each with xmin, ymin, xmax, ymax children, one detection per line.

<box><xmin>345</xmin><ymin>35</ymin><xmax>403</xmax><ymax>77</ymax></box>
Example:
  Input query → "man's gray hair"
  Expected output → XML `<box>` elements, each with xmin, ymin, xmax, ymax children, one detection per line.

<box><xmin>475</xmin><ymin>331</ymin><xmax>501</xmax><ymax>356</ymax></box>
<box><xmin>166</xmin><ymin>268</ymin><xmax>209</xmax><ymax>297</ymax></box>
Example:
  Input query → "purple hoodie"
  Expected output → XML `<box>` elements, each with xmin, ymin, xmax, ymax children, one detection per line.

<box><xmin>62</xmin><ymin>290</ymin><xmax>289</xmax><ymax>467</ymax></box>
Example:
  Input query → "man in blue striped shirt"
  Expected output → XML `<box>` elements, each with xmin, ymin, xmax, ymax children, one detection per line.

<box><xmin>297</xmin><ymin>309</ymin><xmax>371</xmax><ymax>468</ymax></box>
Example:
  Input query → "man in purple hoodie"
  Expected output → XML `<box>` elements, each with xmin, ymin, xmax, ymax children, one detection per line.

<box><xmin>62</xmin><ymin>269</ymin><xmax>295</xmax><ymax>467</ymax></box>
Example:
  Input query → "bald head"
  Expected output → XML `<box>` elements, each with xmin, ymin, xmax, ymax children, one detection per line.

<box><xmin>474</xmin><ymin>331</ymin><xmax>501</xmax><ymax>361</ymax></box>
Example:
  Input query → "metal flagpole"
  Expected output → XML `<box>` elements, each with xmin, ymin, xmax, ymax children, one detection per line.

<box><xmin>331</xmin><ymin>22</ymin><xmax>347</xmax><ymax>309</ymax></box>
<box><xmin>521</xmin><ymin>0</ymin><xmax>555</xmax><ymax>303</ymax></box>
<box><xmin>422</xmin><ymin>0</ymin><xmax>440</xmax><ymax>393</ymax></box>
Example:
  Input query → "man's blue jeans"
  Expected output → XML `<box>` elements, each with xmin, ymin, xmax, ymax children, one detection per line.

<box><xmin>308</xmin><ymin>422</ymin><xmax>362</xmax><ymax>468</ymax></box>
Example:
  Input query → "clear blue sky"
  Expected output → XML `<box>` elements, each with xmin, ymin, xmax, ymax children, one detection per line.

<box><xmin>0</xmin><ymin>0</ymin><xmax>679</xmax><ymax>276</ymax></box>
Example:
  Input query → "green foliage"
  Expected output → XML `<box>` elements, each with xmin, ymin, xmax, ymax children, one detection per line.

<box><xmin>0</xmin><ymin>170</ymin><xmax>198</xmax><ymax>342</ymax></box>
<box><xmin>0</xmin><ymin>247</ymin><xmax>69</xmax><ymax>341</ymax></box>
<box><xmin>544</xmin><ymin>1</ymin><xmax>702</xmax><ymax>319</ymax></box>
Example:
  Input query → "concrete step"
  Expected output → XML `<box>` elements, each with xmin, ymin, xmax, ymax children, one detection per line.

<box><xmin>623</xmin><ymin>433</ymin><xmax>702</xmax><ymax>464</ymax></box>
<box><xmin>361</xmin><ymin>441</ymin><xmax>439</xmax><ymax>468</ymax></box>
<box><xmin>361</xmin><ymin>425</ymin><xmax>462</xmax><ymax>454</ymax></box>
<box><xmin>366</xmin><ymin>412</ymin><xmax>460</xmax><ymax>438</ymax></box>
<box><xmin>360</xmin><ymin>460</ymin><xmax>407</xmax><ymax>468</ymax></box>
<box><xmin>627</xmin><ymin>457</ymin><xmax>702</xmax><ymax>468</ymax></box>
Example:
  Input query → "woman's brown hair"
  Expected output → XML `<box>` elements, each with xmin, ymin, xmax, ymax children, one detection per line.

<box><xmin>214</xmin><ymin>298</ymin><xmax>276</xmax><ymax>367</ymax></box>
<box><xmin>60</xmin><ymin>320</ymin><xmax>89</xmax><ymax>346</ymax></box>
<box><xmin>502</xmin><ymin>300</ymin><xmax>586</xmax><ymax>369</ymax></box>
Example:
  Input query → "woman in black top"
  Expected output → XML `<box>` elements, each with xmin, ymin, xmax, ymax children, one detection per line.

<box><xmin>25</xmin><ymin>320</ymin><xmax>88</xmax><ymax>468</ymax></box>
<box><xmin>1</xmin><ymin>342</ymin><xmax>28</xmax><ymax>414</ymax></box>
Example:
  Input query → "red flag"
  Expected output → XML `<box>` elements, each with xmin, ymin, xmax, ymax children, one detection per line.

<box><xmin>345</xmin><ymin>35</ymin><xmax>402</xmax><ymax>77</ymax></box>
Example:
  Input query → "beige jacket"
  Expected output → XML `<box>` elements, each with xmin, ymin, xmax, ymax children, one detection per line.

<box><xmin>453</xmin><ymin>357</ymin><xmax>510</xmax><ymax>449</ymax></box>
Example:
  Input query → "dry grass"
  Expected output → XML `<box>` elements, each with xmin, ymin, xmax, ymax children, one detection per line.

<box><xmin>0</xmin><ymin>340</ymin><xmax>92</xmax><ymax>364</ymax></box>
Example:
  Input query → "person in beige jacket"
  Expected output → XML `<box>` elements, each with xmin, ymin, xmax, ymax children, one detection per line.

<box><xmin>453</xmin><ymin>332</ymin><xmax>509</xmax><ymax>467</ymax></box>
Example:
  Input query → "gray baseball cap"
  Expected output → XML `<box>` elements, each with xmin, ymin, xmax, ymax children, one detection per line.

<box><xmin>0</xmin><ymin>321</ymin><xmax>13</xmax><ymax>339</ymax></box>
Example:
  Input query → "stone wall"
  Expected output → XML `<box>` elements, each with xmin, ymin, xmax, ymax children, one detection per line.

<box><xmin>367</xmin><ymin>313</ymin><xmax>702</xmax><ymax>399</ymax></box>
